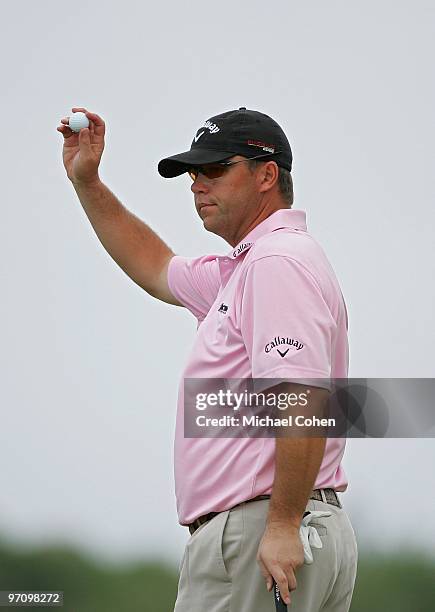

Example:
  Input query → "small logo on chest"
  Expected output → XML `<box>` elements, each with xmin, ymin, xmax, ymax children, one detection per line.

<box><xmin>218</xmin><ymin>303</ymin><xmax>229</xmax><ymax>314</ymax></box>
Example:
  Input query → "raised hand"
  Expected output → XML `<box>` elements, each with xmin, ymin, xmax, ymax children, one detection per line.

<box><xmin>57</xmin><ymin>107</ymin><xmax>105</xmax><ymax>185</ymax></box>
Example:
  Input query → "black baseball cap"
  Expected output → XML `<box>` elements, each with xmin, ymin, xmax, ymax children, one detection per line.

<box><xmin>158</xmin><ymin>107</ymin><xmax>292</xmax><ymax>178</ymax></box>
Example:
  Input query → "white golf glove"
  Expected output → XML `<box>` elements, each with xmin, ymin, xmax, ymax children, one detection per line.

<box><xmin>299</xmin><ymin>510</ymin><xmax>332</xmax><ymax>564</ymax></box>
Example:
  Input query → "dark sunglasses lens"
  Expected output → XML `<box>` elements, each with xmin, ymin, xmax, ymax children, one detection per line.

<box><xmin>189</xmin><ymin>165</ymin><xmax>226</xmax><ymax>180</ymax></box>
<box><xmin>204</xmin><ymin>165</ymin><xmax>226</xmax><ymax>179</ymax></box>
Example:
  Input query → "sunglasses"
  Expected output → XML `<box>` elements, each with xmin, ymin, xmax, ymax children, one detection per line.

<box><xmin>188</xmin><ymin>151</ymin><xmax>281</xmax><ymax>181</ymax></box>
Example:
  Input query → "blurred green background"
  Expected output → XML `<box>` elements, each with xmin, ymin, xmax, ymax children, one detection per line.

<box><xmin>1</xmin><ymin>539</ymin><xmax>434</xmax><ymax>611</ymax></box>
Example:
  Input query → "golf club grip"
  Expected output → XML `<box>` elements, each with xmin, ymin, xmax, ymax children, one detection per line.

<box><xmin>273</xmin><ymin>580</ymin><xmax>288</xmax><ymax>611</ymax></box>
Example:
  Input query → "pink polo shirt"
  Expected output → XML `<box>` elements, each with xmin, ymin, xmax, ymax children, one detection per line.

<box><xmin>167</xmin><ymin>209</ymin><xmax>349</xmax><ymax>525</ymax></box>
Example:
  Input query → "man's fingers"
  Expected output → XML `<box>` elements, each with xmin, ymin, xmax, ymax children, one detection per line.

<box><xmin>285</xmin><ymin>566</ymin><xmax>297</xmax><ymax>592</ymax></box>
<box><xmin>257</xmin><ymin>559</ymin><xmax>274</xmax><ymax>592</ymax></box>
<box><xmin>273</xmin><ymin>569</ymin><xmax>291</xmax><ymax>606</ymax></box>
<box><xmin>71</xmin><ymin>108</ymin><xmax>104</xmax><ymax>126</ymax></box>
<box><xmin>257</xmin><ymin>554</ymin><xmax>295</xmax><ymax>602</ymax></box>
<box><xmin>83</xmin><ymin>112</ymin><xmax>105</xmax><ymax>137</ymax></box>
<box><xmin>58</xmin><ymin>110</ymin><xmax>104</xmax><ymax>141</ymax></box>
<box><xmin>68</xmin><ymin>109</ymin><xmax>105</xmax><ymax>139</ymax></box>
<box><xmin>79</xmin><ymin>127</ymin><xmax>91</xmax><ymax>147</ymax></box>
<box><xmin>57</xmin><ymin>124</ymin><xmax>75</xmax><ymax>139</ymax></box>
<box><xmin>264</xmin><ymin>574</ymin><xmax>273</xmax><ymax>592</ymax></box>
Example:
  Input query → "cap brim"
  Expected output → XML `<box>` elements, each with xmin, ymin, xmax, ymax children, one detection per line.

<box><xmin>158</xmin><ymin>149</ymin><xmax>235</xmax><ymax>178</ymax></box>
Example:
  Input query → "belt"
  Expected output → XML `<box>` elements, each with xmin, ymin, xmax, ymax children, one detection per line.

<box><xmin>188</xmin><ymin>488</ymin><xmax>341</xmax><ymax>535</ymax></box>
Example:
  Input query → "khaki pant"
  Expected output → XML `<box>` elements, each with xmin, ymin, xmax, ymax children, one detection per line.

<box><xmin>174</xmin><ymin>497</ymin><xmax>357</xmax><ymax>612</ymax></box>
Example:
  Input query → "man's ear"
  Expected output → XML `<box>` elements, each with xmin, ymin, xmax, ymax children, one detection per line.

<box><xmin>258</xmin><ymin>161</ymin><xmax>279</xmax><ymax>193</ymax></box>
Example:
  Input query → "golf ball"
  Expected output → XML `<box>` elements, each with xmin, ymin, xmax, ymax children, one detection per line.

<box><xmin>69</xmin><ymin>112</ymin><xmax>89</xmax><ymax>132</ymax></box>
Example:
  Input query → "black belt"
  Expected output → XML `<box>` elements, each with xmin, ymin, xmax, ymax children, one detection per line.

<box><xmin>188</xmin><ymin>488</ymin><xmax>341</xmax><ymax>535</ymax></box>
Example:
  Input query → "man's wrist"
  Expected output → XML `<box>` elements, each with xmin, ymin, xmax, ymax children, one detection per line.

<box><xmin>71</xmin><ymin>175</ymin><xmax>102</xmax><ymax>190</ymax></box>
<box><xmin>266</xmin><ymin>514</ymin><xmax>302</xmax><ymax>531</ymax></box>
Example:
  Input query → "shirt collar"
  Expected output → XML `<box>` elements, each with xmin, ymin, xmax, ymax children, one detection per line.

<box><xmin>228</xmin><ymin>209</ymin><xmax>307</xmax><ymax>259</ymax></box>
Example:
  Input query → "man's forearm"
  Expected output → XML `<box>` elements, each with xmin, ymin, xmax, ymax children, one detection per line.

<box><xmin>267</xmin><ymin>436</ymin><xmax>326</xmax><ymax>528</ymax></box>
<box><xmin>72</xmin><ymin>179</ymin><xmax>175</xmax><ymax>298</ymax></box>
<box><xmin>267</xmin><ymin>385</ymin><xmax>328</xmax><ymax>527</ymax></box>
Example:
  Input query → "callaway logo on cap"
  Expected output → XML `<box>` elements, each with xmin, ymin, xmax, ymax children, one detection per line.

<box><xmin>158</xmin><ymin>107</ymin><xmax>293</xmax><ymax>178</ymax></box>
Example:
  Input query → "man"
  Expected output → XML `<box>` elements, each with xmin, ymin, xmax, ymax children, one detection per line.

<box><xmin>58</xmin><ymin>107</ymin><xmax>358</xmax><ymax>611</ymax></box>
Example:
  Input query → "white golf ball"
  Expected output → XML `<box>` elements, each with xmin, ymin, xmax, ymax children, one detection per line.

<box><xmin>68</xmin><ymin>112</ymin><xmax>90</xmax><ymax>132</ymax></box>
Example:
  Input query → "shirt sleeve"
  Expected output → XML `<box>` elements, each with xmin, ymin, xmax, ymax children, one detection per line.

<box><xmin>240</xmin><ymin>255</ymin><xmax>337</xmax><ymax>380</ymax></box>
<box><xmin>167</xmin><ymin>254</ymin><xmax>221</xmax><ymax>321</ymax></box>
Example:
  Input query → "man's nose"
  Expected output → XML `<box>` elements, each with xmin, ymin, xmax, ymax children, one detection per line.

<box><xmin>191</xmin><ymin>176</ymin><xmax>209</xmax><ymax>194</ymax></box>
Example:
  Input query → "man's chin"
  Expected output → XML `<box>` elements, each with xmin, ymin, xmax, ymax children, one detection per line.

<box><xmin>201</xmin><ymin>216</ymin><xmax>224</xmax><ymax>238</ymax></box>
<box><xmin>202</xmin><ymin>216</ymin><xmax>218</xmax><ymax>232</ymax></box>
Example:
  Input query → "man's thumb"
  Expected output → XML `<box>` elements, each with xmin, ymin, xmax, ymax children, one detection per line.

<box><xmin>79</xmin><ymin>127</ymin><xmax>91</xmax><ymax>148</ymax></box>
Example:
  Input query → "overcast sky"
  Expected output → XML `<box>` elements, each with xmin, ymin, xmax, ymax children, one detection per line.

<box><xmin>1</xmin><ymin>0</ymin><xmax>434</xmax><ymax>565</ymax></box>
